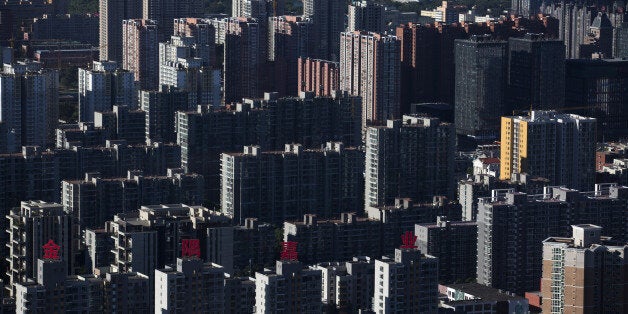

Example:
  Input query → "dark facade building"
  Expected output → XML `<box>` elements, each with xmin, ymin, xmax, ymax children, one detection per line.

<box><xmin>268</xmin><ymin>16</ymin><xmax>314</xmax><ymax>96</ymax></box>
<box><xmin>437</xmin><ymin>23</ymin><xmax>470</xmax><ymax>105</ymax></box>
<box><xmin>512</xmin><ymin>0</ymin><xmax>541</xmax><ymax>17</ymax></box>
<box><xmin>302</xmin><ymin>0</ymin><xmax>346</xmax><ymax>60</ymax></box>
<box><xmin>140</xmin><ymin>86</ymin><xmax>190</xmax><ymax>144</ymax></box>
<box><xmin>565</xmin><ymin>58</ymin><xmax>628</xmax><ymax>140</ymax></box>
<box><xmin>396</xmin><ymin>23</ymin><xmax>439</xmax><ymax>113</ymax></box>
<box><xmin>141</xmin><ymin>0</ymin><xmax>203</xmax><ymax>40</ymax></box>
<box><xmin>455</xmin><ymin>35</ymin><xmax>508</xmax><ymax>139</ymax></box>
<box><xmin>416</xmin><ymin>217</ymin><xmax>477</xmax><ymax>284</ymax></box>
<box><xmin>508</xmin><ymin>34</ymin><xmax>565</xmax><ymax>111</ymax></box>
<box><xmin>99</xmin><ymin>0</ymin><xmax>142</xmax><ymax>61</ymax></box>
<box><xmin>176</xmin><ymin>92</ymin><xmax>361</xmax><ymax>202</ymax></box>
<box><xmin>617</xmin><ymin>22</ymin><xmax>628</xmax><ymax>58</ymax></box>
<box><xmin>364</xmin><ymin>116</ymin><xmax>456</xmax><ymax>209</ymax></box>
<box><xmin>61</xmin><ymin>169</ymin><xmax>204</xmax><ymax>229</ymax></box>
<box><xmin>29</xmin><ymin>14</ymin><xmax>99</xmax><ymax>46</ymax></box>
<box><xmin>477</xmin><ymin>184</ymin><xmax>628</xmax><ymax>294</ymax></box>
<box><xmin>221</xmin><ymin>143</ymin><xmax>364</xmax><ymax>225</ymax></box>
<box><xmin>224</xmin><ymin>17</ymin><xmax>262</xmax><ymax>103</ymax></box>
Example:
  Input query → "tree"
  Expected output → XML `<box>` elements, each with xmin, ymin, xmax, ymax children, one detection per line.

<box><xmin>68</xmin><ymin>0</ymin><xmax>99</xmax><ymax>14</ymax></box>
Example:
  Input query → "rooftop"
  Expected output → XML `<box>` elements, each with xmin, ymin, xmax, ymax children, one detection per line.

<box><xmin>445</xmin><ymin>283</ymin><xmax>527</xmax><ymax>302</ymax></box>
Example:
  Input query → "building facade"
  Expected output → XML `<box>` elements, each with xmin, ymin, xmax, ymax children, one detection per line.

<box><xmin>154</xmin><ymin>258</ymin><xmax>226</xmax><ymax>313</ymax></box>
<box><xmin>347</xmin><ymin>0</ymin><xmax>384</xmax><ymax>33</ymax></box>
<box><xmin>541</xmin><ymin>224</ymin><xmax>628</xmax><ymax>314</ymax></box>
<box><xmin>221</xmin><ymin>142</ymin><xmax>364</xmax><ymax>225</ymax></box>
<box><xmin>454</xmin><ymin>35</ymin><xmax>508</xmax><ymax>139</ymax></box>
<box><xmin>224</xmin><ymin>17</ymin><xmax>262</xmax><ymax>104</ymax></box>
<box><xmin>255</xmin><ymin>261</ymin><xmax>323</xmax><ymax>313</ymax></box>
<box><xmin>122</xmin><ymin>19</ymin><xmax>159</xmax><ymax>90</ymax></box>
<box><xmin>268</xmin><ymin>16</ymin><xmax>313</xmax><ymax>96</ymax></box>
<box><xmin>78</xmin><ymin>61</ymin><xmax>135</xmax><ymax>123</ymax></box>
<box><xmin>416</xmin><ymin>217</ymin><xmax>477</xmax><ymax>284</ymax></box>
<box><xmin>297</xmin><ymin>57</ymin><xmax>339</xmax><ymax>97</ymax></box>
<box><xmin>140</xmin><ymin>86</ymin><xmax>190</xmax><ymax>143</ymax></box>
<box><xmin>6</xmin><ymin>201</ymin><xmax>72</xmax><ymax>296</ymax></box>
<box><xmin>508</xmin><ymin>34</ymin><xmax>565</xmax><ymax>111</ymax></box>
<box><xmin>477</xmin><ymin>185</ymin><xmax>628</xmax><ymax>294</ymax></box>
<box><xmin>500</xmin><ymin>111</ymin><xmax>596</xmax><ymax>190</ymax></box>
<box><xmin>99</xmin><ymin>0</ymin><xmax>142</xmax><ymax>61</ymax></box>
<box><xmin>364</xmin><ymin>116</ymin><xmax>455</xmax><ymax>210</ymax></box>
<box><xmin>340</xmin><ymin>31</ymin><xmax>400</xmax><ymax>130</ymax></box>
<box><xmin>302</xmin><ymin>0</ymin><xmax>346</xmax><ymax>60</ymax></box>
<box><xmin>0</xmin><ymin>62</ymin><xmax>58</xmax><ymax>152</ymax></box>
<box><xmin>373</xmin><ymin>248</ymin><xmax>439</xmax><ymax>313</ymax></box>
<box><xmin>565</xmin><ymin>58</ymin><xmax>628</xmax><ymax>141</ymax></box>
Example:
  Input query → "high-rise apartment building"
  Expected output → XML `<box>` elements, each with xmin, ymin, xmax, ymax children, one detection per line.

<box><xmin>205</xmin><ymin>218</ymin><xmax>276</xmax><ymax>274</ymax></box>
<box><xmin>373</xmin><ymin>248</ymin><xmax>439</xmax><ymax>313</ymax></box>
<box><xmin>297</xmin><ymin>57</ymin><xmax>339</xmax><ymax>97</ymax></box>
<box><xmin>255</xmin><ymin>261</ymin><xmax>323</xmax><ymax>313</ymax></box>
<box><xmin>94</xmin><ymin>105</ymin><xmax>146</xmax><ymax>144</ymax></box>
<box><xmin>224</xmin><ymin>17</ymin><xmax>262</xmax><ymax>103</ymax></box>
<box><xmin>122</xmin><ymin>19</ymin><xmax>159</xmax><ymax>90</ymax></box>
<box><xmin>140</xmin><ymin>86</ymin><xmax>190</xmax><ymax>143</ymax></box>
<box><xmin>221</xmin><ymin>142</ymin><xmax>364</xmax><ymax>225</ymax></box>
<box><xmin>224</xmin><ymin>275</ymin><xmax>256</xmax><ymax>313</ymax></box>
<box><xmin>285</xmin><ymin>199</ymin><xmax>461</xmax><ymax>265</ymax></box>
<box><xmin>56</xmin><ymin>122</ymin><xmax>106</xmax><ymax>148</ymax></box>
<box><xmin>314</xmin><ymin>257</ymin><xmax>375</xmax><ymax>312</ymax></box>
<box><xmin>541</xmin><ymin>224</ymin><xmax>628</xmax><ymax>314</ymax></box>
<box><xmin>508</xmin><ymin>34</ymin><xmax>565</xmax><ymax>111</ymax></box>
<box><xmin>173</xmin><ymin>18</ymin><xmax>217</xmax><ymax>67</ymax></box>
<box><xmin>364</xmin><ymin>116</ymin><xmax>455</xmax><ymax>210</ymax></box>
<box><xmin>269</xmin><ymin>16</ymin><xmax>313</xmax><ymax>96</ymax></box>
<box><xmin>154</xmin><ymin>258</ymin><xmax>226</xmax><ymax>313</ymax></box>
<box><xmin>99</xmin><ymin>0</ymin><xmax>142</xmax><ymax>61</ymax></box>
<box><xmin>543</xmin><ymin>2</ymin><xmax>603</xmax><ymax>59</ymax></box>
<box><xmin>458</xmin><ymin>173</ymin><xmax>549</xmax><ymax>221</ymax></box>
<box><xmin>340</xmin><ymin>31</ymin><xmax>400</xmax><ymax>129</ymax></box>
<box><xmin>78</xmin><ymin>61</ymin><xmax>135</xmax><ymax>123</ymax></box>
<box><xmin>6</xmin><ymin>201</ymin><xmax>72</xmax><ymax>296</ymax></box>
<box><xmin>61</xmin><ymin>169</ymin><xmax>204</xmax><ymax>229</ymax></box>
<box><xmin>232</xmin><ymin>0</ymin><xmax>277</xmax><ymax>20</ymax></box>
<box><xmin>15</xmin><ymin>259</ymin><xmax>102</xmax><ymax>313</ymax></box>
<box><xmin>15</xmin><ymin>265</ymin><xmax>153</xmax><ymax>313</ymax></box>
<box><xmin>500</xmin><ymin>111</ymin><xmax>596</xmax><ymax>190</ymax></box>
<box><xmin>416</xmin><ymin>217</ymin><xmax>477</xmax><ymax>284</ymax></box>
<box><xmin>141</xmin><ymin>0</ymin><xmax>202</xmax><ymax>39</ymax></box>
<box><xmin>303</xmin><ymin>0</ymin><xmax>346</xmax><ymax>60</ymax></box>
<box><xmin>0</xmin><ymin>61</ymin><xmax>58</xmax><ymax>152</ymax></box>
<box><xmin>106</xmin><ymin>204</ymin><xmax>230</xmax><ymax>275</ymax></box>
<box><xmin>85</xmin><ymin>228</ymin><xmax>113</xmax><ymax>271</ymax></box>
<box><xmin>477</xmin><ymin>185</ymin><xmax>628</xmax><ymax>294</ymax></box>
<box><xmin>512</xmin><ymin>0</ymin><xmax>541</xmax><ymax>17</ymax></box>
<box><xmin>617</xmin><ymin>22</ymin><xmax>628</xmax><ymax>57</ymax></box>
<box><xmin>396</xmin><ymin>23</ymin><xmax>439</xmax><ymax>112</ymax></box>
<box><xmin>565</xmin><ymin>58</ymin><xmax>628</xmax><ymax>140</ymax></box>
<box><xmin>102</xmin><ymin>271</ymin><xmax>152</xmax><ymax>312</ymax></box>
<box><xmin>176</xmin><ymin>92</ymin><xmax>361</xmax><ymax>201</ymax></box>
<box><xmin>435</xmin><ymin>23</ymin><xmax>469</xmax><ymax>104</ymax></box>
<box><xmin>347</xmin><ymin>0</ymin><xmax>385</xmax><ymax>33</ymax></box>
<box><xmin>0</xmin><ymin>142</ymin><xmax>182</xmax><ymax>217</ymax></box>
<box><xmin>455</xmin><ymin>35</ymin><xmax>508</xmax><ymax>139</ymax></box>
<box><xmin>159</xmin><ymin>36</ymin><xmax>221</xmax><ymax>107</ymax></box>
<box><xmin>176</xmin><ymin>104</ymin><xmax>266</xmax><ymax>201</ymax></box>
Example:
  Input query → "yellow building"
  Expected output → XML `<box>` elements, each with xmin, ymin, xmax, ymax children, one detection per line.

<box><xmin>499</xmin><ymin>111</ymin><xmax>596</xmax><ymax>190</ymax></box>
